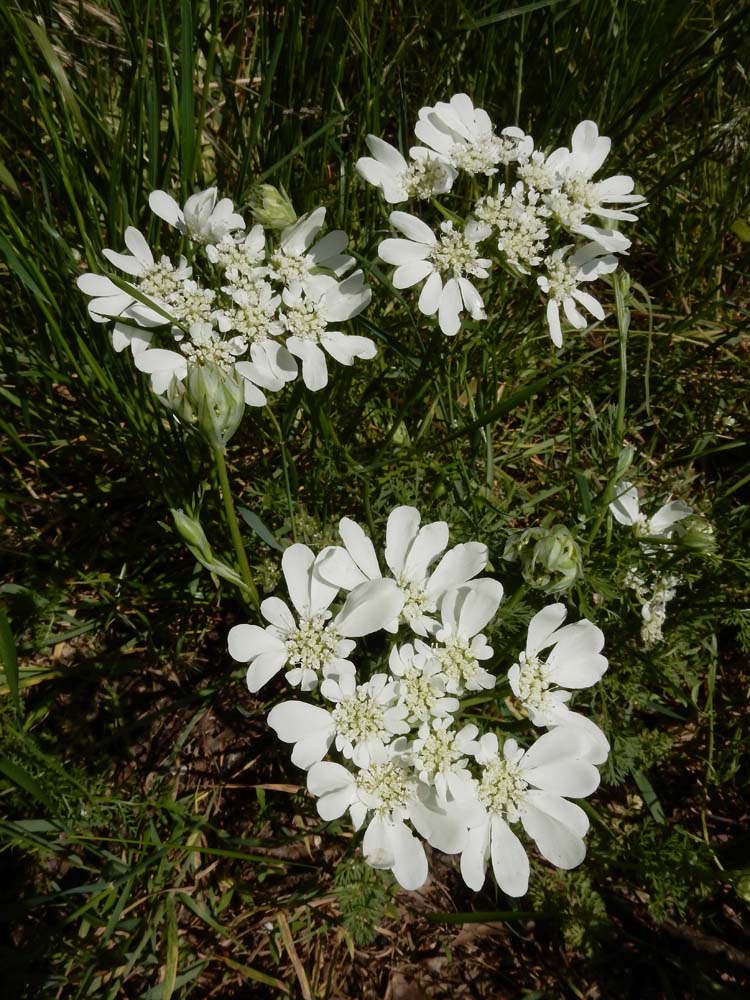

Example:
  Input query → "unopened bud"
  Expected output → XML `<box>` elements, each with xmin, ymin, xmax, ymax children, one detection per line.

<box><xmin>505</xmin><ymin>524</ymin><xmax>583</xmax><ymax>595</ymax></box>
<box><xmin>248</xmin><ymin>183</ymin><xmax>297</xmax><ymax>229</ymax></box>
<box><xmin>187</xmin><ymin>363</ymin><xmax>245</xmax><ymax>449</ymax></box>
<box><xmin>172</xmin><ymin>509</ymin><xmax>213</xmax><ymax>563</ymax></box>
<box><xmin>678</xmin><ymin>515</ymin><xmax>717</xmax><ymax>554</ymax></box>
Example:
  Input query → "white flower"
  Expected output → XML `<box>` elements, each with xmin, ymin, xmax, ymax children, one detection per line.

<box><xmin>474</xmin><ymin>183</ymin><xmax>550</xmax><ymax>273</ymax></box>
<box><xmin>318</xmin><ymin>506</ymin><xmax>489</xmax><ymax>636</ymax></box>
<box><xmin>546</xmin><ymin>121</ymin><xmax>647</xmax><ymax>231</ymax></box>
<box><xmin>625</xmin><ymin>570</ymin><xmax>681</xmax><ymax>649</ymax></box>
<box><xmin>149</xmin><ymin>188</ymin><xmax>245</xmax><ymax>243</ymax></box>
<box><xmin>268</xmin><ymin>673</ymin><xmax>408</xmax><ymax>770</ymax></box>
<box><xmin>228</xmin><ymin>544</ymin><xmax>405</xmax><ymax>693</ymax></box>
<box><xmin>307</xmin><ymin>751</ymin><xmax>467</xmax><ymax>890</ymax></box>
<box><xmin>460</xmin><ymin>728</ymin><xmax>600</xmax><ymax>896</ymax></box>
<box><xmin>206</xmin><ymin>225</ymin><xmax>267</xmax><ymax>289</ymax></box>
<box><xmin>609</xmin><ymin>481</ymin><xmax>692</xmax><ymax>543</ymax></box>
<box><xmin>388</xmin><ymin>643</ymin><xmax>459</xmax><ymax>723</ymax></box>
<box><xmin>76</xmin><ymin>269</ymin><xmax>167</xmax><ymax>330</ymax></box>
<box><xmin>280</xmin><ymin>272</ymin><xmax>375</xmax><ymax>391</ymax></box>
<box><xmin>429</xmin><ymin>579</ymin><xmax>503</xmax><ymax>694</ymax></box>
<box><xmin>410</xmin><ymin>718</ymin><xmax>479</xmax><ymax>808</ymax></box>
<box><xmin>356</xmin><ymin>135</ymin><xmax>457</xmax><ymax>202</ymax></box>
<box><xmin>508</xmin><ymin>604</ymin><xmax>609</xmax><ymax>763</ymax></box>
<box><xmin>537</xmin><ymin>242</ymin><xmax>619</xmax><ymax>348</ymax></box>
<box><xmin>415</xmin><ymin>94</ymin><xmax>527</xmax><ymax>176</ymax></box>
<box><xmin>132</xmin><ymin>321</ymin><xmax>269</xmax><ymax>406</ymax></box>
<box><xmin>266</xmin><ymin>207</ymin><xmax>355</xmax><ymax>286</ymax></box>
<box><xmin>378</xmin><ymin>213</ymin><xmax>491</xmax><ymax>335</ymax></box>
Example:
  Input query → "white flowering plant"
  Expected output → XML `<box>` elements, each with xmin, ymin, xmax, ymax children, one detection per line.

<box><xmin>358</xmin><ymin>94</ymin><xmax>645</xmax><ymax>346</ymax></box>
<box><xmin>229</xmin><ymin>504</ymin><xmax>611</xmax><ymax>895</ymax></box>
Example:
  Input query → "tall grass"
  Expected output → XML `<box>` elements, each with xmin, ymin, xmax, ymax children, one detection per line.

<box><xmin>1</xmin><ymin>0</ymin><xmax>749</xmax><ymax>996</ymax></box>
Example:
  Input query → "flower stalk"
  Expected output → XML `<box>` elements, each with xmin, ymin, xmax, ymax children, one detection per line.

<box><xmin>213</xmin><ymin>445</ymin><xmax>259</xmax><ymax>609</ymax></box>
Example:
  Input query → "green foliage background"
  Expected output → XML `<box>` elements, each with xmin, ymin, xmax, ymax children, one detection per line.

<box><xmin>1</xmin><ymin>0</ymin><xmax>749</xmax><ymax>997</ymax></box>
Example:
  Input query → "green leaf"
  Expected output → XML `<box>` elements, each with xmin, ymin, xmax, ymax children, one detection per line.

<box><xmin>238</xmin><ymin>508</ymin><xmax>285</xmax><ymax>552</ymax></box>
<box><xmin>161</xmin><ymin>893</ymin><xmax>179</xmax><ymax>1000</ymax></box>
<box><xmin>0</xmin><ymin>608</ymin><xmax>20</xmax><ymax>717</ymax></box>
<box><xmin>0</xmin><ymin>756</ymin><xmax>55</xmax><ymax>811</ymax></box>
<box><xmin>632</xmin><ymin>768</ymin><xmax>666</xmax><ymax>823</ymax></box>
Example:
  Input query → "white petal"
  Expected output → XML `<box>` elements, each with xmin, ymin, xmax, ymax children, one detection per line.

<box><xmin>339</xmin><ymin>518</ymin><xmax>381</xmax><ymax>580</ymax></box>
<box><xmin>490</xmin><ymin>817</ymin><xmax>530</xmax><ymax>897</ymax></box>
<box><xmin>385</xmin><ymin>506</ymin><xmax>421</xmax><ymax>576</ymax></box>
<box><xmin>526</xmin><ymin>603</ymin><xmax>567</xmax><ymax>656</ymax></box>
<box><xmin>389</xmin><ymin>211</ymin><xmax>436</xmax><ymax>245</ymax></box>
<box><xmin>388</xmin><ymin>819</ymin><xmax>429</xmax><ymax>890</ymax></box>
<box><xmin>418</xmin><ymin>270</ymin><xmax>443</xmax><ymax>315</ymax></box>
<box><xmin>245</xmin><ymin>651</ymin><xmax>288</xmax><ymax>692</ymax></box>
<box><xmin>649</xmin><ymin>500</ymin><xmax>692</xmax><ymax>536</ymax></box>
<box><xmin>609</xmin><ymin>481</ymin><xmax>640</xmax><ymax>526</ymax></box>
<box><xmin>438</xmin><ymin>277</ymin><xmax>463</xmax><ymax>336</ymax></box>
<box><xmin>228</xmin><ymin>623</ymin><xmax>284</xmax><ymax>662</ymax></box>
<box><xmin>365</xmin><ymin>134</ymin><xmax>408</xmax><ymax>171</ymax></box>
<box><xmin>520</xmin><ymin>801</ymin><xmax>587</xmax><ymax>869</ymax></box>
<box><xmin>378</xmin><ymin>238</ymin><xmax>432</xmax><ymax>266</ymax></box>
<box><xmin>333</xmin><ymin>578</ymin><xmax>405</xmax><ymax>637</ymax></box>
<box><xmin>403</xmin><ymin>521</ymin><xmax>449</xmax><ymax>581</ymax></box>
<box><xmin>426</xmin><ymin>542</ymin><xmax>487</xmax><ymax>601</ymax></box>
<box><xmin>321</xmin><ymin>332</ymin><xmax>377</xmax><ymax>366</ymax></box>
<box><xmin>546</xmin><ymin>299</ymin><xmax>563</xmax><ymax>348</ymax></box>
<box><xmin>571</xmin><ymin>289</ymin><xmax>605</xmax><ymax>320</ymax></box>
<box><xmin>281</xmin><ymin>543</ymin><xmax>315</xmax><ymax>617</ymax></box>
<box><xmin>362</xmin><ymin>814</ymin><xmax>394</xmax><ymax>869</ymax></box>
<box><xmin>460</xmin><ymin>819</ymin><xmax>490</xmax><ymax>891</ymax></box>
<box><xmin>393</xmin><ymin>259</ymin><xmax>434</xmax><ymax>289</ymax></box>
<box><xmin>260</xmin><ymin>596</ymin><xmax>295</xmax><ymax>631</ymax></box>
<box><xmin>307</xmin><ymin>762</ymin><xmax>356</xmax><ymax>820</ymax></box>
<box><xmin>409</xmin><ymin>796</ymin><xmax>468</xmax><ymax>854</ymax></box>
<box><xmin>523</xmin><ymin>788</ymin><xmax>589</xmax><ymax>838</ymax></box>
<box><xmin>102</xmin><ymin>248</ymin><xmax>144</xmax><ymax>276</ymax></box>
<box><xmin>148</xmin><ymin>190</ymin><xmax>184</xmax><ymax>230</ymax></box>
<box><xmin>316</xmin><ymin>546</ymin><xmax>368</xmax><ymax>590</ymax></box>
<box><xmin>286</xmin><ymin>338</ymin><xmax>329</xmax><ymax>391</ymax></box>
<box><xmin>454</xmin><ymin>578</ymin><xmax>503</xmax><ymax>636</ymax></box>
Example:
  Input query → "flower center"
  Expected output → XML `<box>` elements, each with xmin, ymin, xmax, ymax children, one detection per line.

<box><xmin>282</xmin><ymin>298</ymin><xmax>327</xmax><ymax>342</ymax></box>
<box><xmin>356</xmin><ymin>761</ymin><xmax>412</xmax><ymax>816</ymax></box>
<box><xmin>448</xmin><ymin>134</ymin><xmax>504</xmax><ymax>175</ymax></box>
<box><xmin>331</xmin><ymin>689</ymin><xmax>386</xmax><ymax>746</ymax></box>
<box><xmin>514</xmin><ymin>652</ymin><xmax>551</xmax><ymax>711</ymax></box>
<box><xmin>433</xmin><ymin>634</ymin><xmax>479</xmax><ymax>688</ymax></box>
<box><xmin>543</xmin><ymin>256</ymin><xmax>579</xmax><ymax>301</ymax></box>
<box><xmin>414</xmin><ymin>727</ymin><xmax>464</xmax><ymax>783</ymax></box>
<box><xmin>225</xmin><ymin>286</ymin><xmax>280</xmax><ymax>343</ymax></box>
<box><xmin>285</xmin><ymin>614</ymin><xmax>340</xmax><ymax>672</ymax></box>
<box><xmin>475</xmin><ymin>189</ymin><xmax>549</xmax><ymax>271</ymax></box>
<box><xmin>268</xmin><ymin>248</ymin><xmax>314</xmax><ymax>286</ymax></box>
<box><xmin>478</xmin><ymin>756</ymin><xmax>528</xmax><ymax>821</ymax></box>
<box><xmin>164</xmin><ymin>280</ymin><xmax>216</xmax><ymax>326</ymax></box>
<box><xmin>139</xmin><ymin>256</ymin><xmax>189</xmax><ymax>299</ymax></box>
<box><xmin>180</xmin><ymin>327</ymin><xmax>246</xmax><ymax>370</ymax></box>
<box><xmin>402</xmin><ymin>157</ymin><xmax>452</xmax><ymax>199</ymax></box>
<box><xmin>429</xmin><ymin>225</ymin><xmax>484</xmax><ymax>279</ymax></box>
<box><xmin>518</xmin><ymin>152</ymin><xmax>559</xmax><ymax>193</ymax></box>
<box><xmin>396</xmin><ymin>578</ymin><xmax>433</xmax><ymax>627</ymax></box>
<box><xmin>398</xmin><ymin>667</ymin><xmax>440</xmax><ymax>721</ymax></box>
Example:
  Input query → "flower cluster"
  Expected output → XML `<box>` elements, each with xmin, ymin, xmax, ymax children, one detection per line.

<box><xmin>229</xmin><ymin>506</ymin><xmax>609</xmax><ymax>894</ymax></box>
<box><xmin>77</xmin><ymin>187</ymin><xmax>377</xmax><ymax>440</ymax></box>
<box><xmin>357</xmin><ymin>94</ymin><xmax>645</xmax><ymax>345</ymax></box>
<box><xmin>609</xmin><ymin>481</ymin><xmax>694</xmax><ymax>648</ymax></box>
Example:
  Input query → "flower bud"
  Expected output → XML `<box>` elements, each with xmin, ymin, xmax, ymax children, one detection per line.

<box><xmin>171</xmin><ymin>509</ymin><xmax>213</xmax><ymax>563</ymax></box>
<box><xmin>505</xmin><ymin>524</ymin><xmax>583</xmax><ymax>595</ymax></box>
<box><xmin>678</xmin><ymin>515</ymin><xmax>717</xmax><ymax>554</ymax></box>
<box><xmin>186</xmin><ymin>362</ymin><xmax>245</xmax><ymax>449</ymax></box>
<box><xmin>248</xmin><ymin>183</ymin><xmax>297</xmax><ymax>229</ymax></box>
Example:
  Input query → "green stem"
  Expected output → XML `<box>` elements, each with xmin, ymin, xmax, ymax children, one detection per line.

<box><xmin>613</xmin><ymin>270</ymin><xmax>630</xmax><ymax>446</ymax></box>
<box><xmin>213</xmin><ymin>446</ymin><xmax>259</xmax><ymax>609</ymax></box>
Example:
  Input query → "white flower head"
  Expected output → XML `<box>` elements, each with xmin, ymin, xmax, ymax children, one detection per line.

<box><xmin>280</xmin><ymin>272</ymin><xmax>375</xmax><ymax>391</ymax></box>
<box><xmin>475</xmin><ymin>183</ymin><xmax>550</xmax><ymax>273</ymax></box>
<box><xmin>388</xmin><ymin>643</ymin><xmax>459</xmax><ymax>723</ymax></box>
<box><xmin>509</xmin><ymin>604</ymin><xmax>609</xmax><ymax>763</ymax></box>
<box><xmin>227</xmin><ymin>543</ymin><xmax>405</xmax><ymax>693</ymax></box>
<box><xmin>378</xmin><ymin>212</ymin><xmax>491</xmax><ymax>335</ymax></box>
<box><xmin>609</xmin><ymin>481</ymin><xmax>692</xmax><ymax>545</ymax></box>
<box><xmin>430</xmin><ymin>579</ymin><xmax>503</xmax><ymax>694</ymax></box>
<box><xmin>415</xmin><ymin>94</ymin><xmax>522</xmax><ymax>176</ymax></box>
<box><xmin>410</xmin><ymin>718</ymin><xmax>479</xmax><ymax>807</ymax></box>
<box><xmin>267</xmin><ymin>671</ymin><xmax>408</xmax><ymax>771</ymax></box>
<box><xmin>544</xmin><ymin>121</ymin><xmax>647</xmax><ymax>233</ymax></box>
<box><xmin>537</xmin><ymin>242</ymin><xmax>619</xmax><ymax>347</ymax></box>
<box><xmin>356</xmin><ymin>134</ymin><xmax>457</xmax><ymax>202</ymax></box>
<box><xmin>267</xmin><ymin>206</ymin><xmax>355</xmax><ymax>287</ymax></box>
<box><xmin>460</xmin><ymin>728</ymin><xmax>600</xmax><ymax>896</ymax></box>
<box><xmin>318</xmin><ymin>507</ymin><xmax>489</xmax><ymax>637</ymax></box>
<box><xmin>149</xmin><ymin>188</ymin><xmax>245</xmax><ymax>243</ymax></box>
<box><xmin>307</xmin><ymin>749</ymin><xmax>468</xmax><ymax>890</ymax></box>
